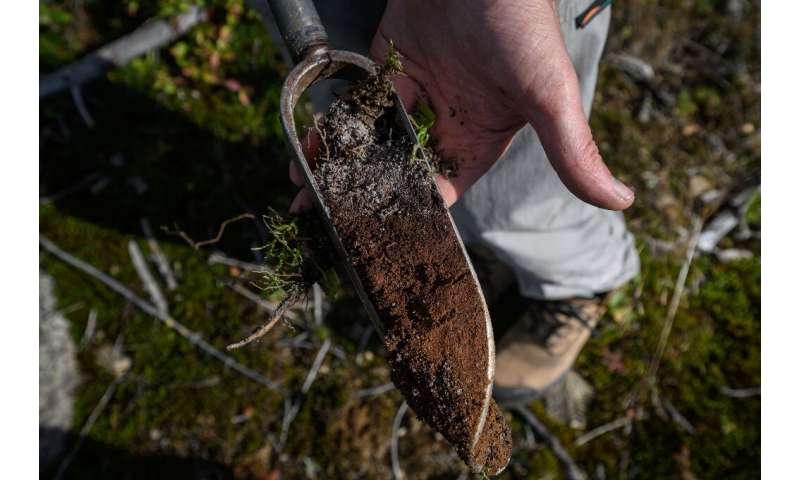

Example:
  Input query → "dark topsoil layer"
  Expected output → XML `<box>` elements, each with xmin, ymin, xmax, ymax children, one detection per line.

<box><xmin>312</xmin><ymin>67</ymin><xmax>511</xmax><ymax>473</ymax></box>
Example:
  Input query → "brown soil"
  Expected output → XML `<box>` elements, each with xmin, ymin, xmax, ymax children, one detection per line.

<box><xmin>312</xmin><ymin>66</ymin><xmax>511</xmax><ymax>473</ymax></box>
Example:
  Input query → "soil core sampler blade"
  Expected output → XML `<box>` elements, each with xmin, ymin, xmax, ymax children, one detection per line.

<box><xmin>268</xmin><ymin>0</ymin><xmax>510</xmax><ymax>473</ymax></box>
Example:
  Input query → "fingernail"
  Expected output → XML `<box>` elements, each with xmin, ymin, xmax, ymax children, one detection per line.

<box><xmin>613</xmin><ymin>178</ymin><xmax>635</xmax><ymax>203</ymax></box>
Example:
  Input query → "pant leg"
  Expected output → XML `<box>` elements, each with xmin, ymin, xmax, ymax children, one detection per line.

<box><xmin>450</xmin><ymin>0</ymin><xmax>639</xmax><ymax>300</ymax></box>
<box><xmin>305</xmin><ymin>0</ymin><xmax>639</xmax><ymax>300</ymax></box>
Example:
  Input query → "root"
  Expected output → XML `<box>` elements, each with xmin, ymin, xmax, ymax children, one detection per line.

<box><xmin>226</xmin><ymin>291</ymin><xmax>303</xmax><ymax>350</ymax></box>
<box><xmin>164</xmin><ymin>213</ymin><xmax>256</xmax><ymax>250</ymax></box>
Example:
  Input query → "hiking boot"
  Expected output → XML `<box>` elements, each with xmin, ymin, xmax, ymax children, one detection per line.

<box><xmin>493</xmin><ymin>295</ymin><xmax>607</xmax><ymax>405</ymax></box>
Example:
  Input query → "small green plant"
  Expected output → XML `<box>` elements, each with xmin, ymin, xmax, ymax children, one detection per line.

<box><xmin>253</xmin><ymin>209</ymin><xmax>306</xmax><ymax>297</ymax></box>
<box><xmin>227</xmin><ymin>209</ymin><xmax>339</xmax><ymax>350</ymax></box>
<box><xmin>409</xmin><ymin>101</ymin><xmax>437</xmax><ymax>174</ymax></box>
<box><xmin>382</xmin><ymin>39</ymin><xmax>404</xmax><ymax>76</ymax></box>
<box><xmin>411</xmin><ymin>102</ymin><xmax>436</xmax><ymax>150</ymax></box>
<box><xmin>254</xmin><ymin>209</ymin><xmax>339</xmax><ymax>299</ymax></box>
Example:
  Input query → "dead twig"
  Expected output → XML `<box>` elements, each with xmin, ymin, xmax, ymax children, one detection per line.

<box><xmin>278</xmin><ymin>339</ymin><xmax>333</xmax><ymax>447</ymax></box>
<box><xmin>356</xmin><ymin>382</ymin><xmax>394</xmax><ymax>398</ymax></box>
<box><xmin>70</xmin><ymin>85</ymin><xmax>95</xmax><ymax>127</ymax></box>
<box><xmin>625</xmin><ymin>218</ymin><xmax>703</xmax><ymax>413</ymax></box>
<box><xmin>646</xmin><ymin>218</ymin><xmax>704</xmax><ymax>382</ymax></box>
<box><xmin>720</xmin><ymin>386</ymin><xmax>761</xmax><ymax>398</ymax></box>
<box><xmin>312</xmin><ymin>283</ymin><xmax>323</xmax><ymax>326</ymax></box>
<box><xmin>663</xmin><ymin>398</ymin><xmax>696</xmax><ymax>434</ymax></box>
<box><xmin>54</xmin><ymin>373</ymin><xmax>128</xmax><ymax>480</ymax></box>
<box><xmin>208</xmin><ymin>252</ymin><xmax>267</xmax><ymax>273</ymax></box>
<box><xmin>223</xmin><ymin>280</ymin><xmax>278</xmax><ymax>312</ymax></box>
<box><xmin>575</xmin><ymin>417</ymin><xmax>633</xmax><ymax>447</ymax></box>
<box><xmin>164</xmin><ymin>213</ymin><xmax>256</xmax><ymax>250</ymax></box>
<box><xmin>128</xmin><ymin>240</ymin><xmax>168</xmax><ymax>316</ymax></box>
<box><xmin>141</xmin><ymin>218</ymin><xmax>178</xmax><ymax>291</ymax></box>
<box><xmin>391</xmin><ymin>401</ymin><xmax>409</xmax><ymax>480</ymax></box>
<box><xmin>40</xmin><ymin>6</ymin><xmax>207</xmax><ymax>98</ymax></box>
<box><xmin>81</xmin><ymin>309</ymin><xmax>98</xmax><ymax>346</ymax></box>
<box><xmin>301</xmin><ymin>338</ymin><xmax>331</xmax><ymax>392</ymax></box>
<box><xmin>39</xmin><ymin>236</ymin><xmax>282</xmax><ymax>392</ymax></box>
<box><xmin>512</xmin><ymin>405</ymin><xmax>586</xmax><ymax>480</ymax></box>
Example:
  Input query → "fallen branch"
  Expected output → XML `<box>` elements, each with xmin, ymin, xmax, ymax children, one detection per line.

<box><xmin>512</xmin><ymin>405</ymin><xmax>586</xmax><ymax>480</ymax></box>
<box><xmin>356</xmin><ymin>382</ymin><xmax>394</xmax><ymax>398</ymax></box>
<box><xmin>81</xmin><ymin>309</ymin><xmax>98</xmax><ymax>347</ymax></box>
<box><xmin>141</xmin><ymin>218</ymin><xmax>178</xmax><ymax>291</ymax></box>
<box><xmin>39</xmin><ymin>236</ymin><xmax>281</xmax><ymax>392</ymax></box>
<box><xmin>574</xmin><ymin>417</ymin><xmax>632</xmax><ymax>447</ymax></box>
<box><xmin>312</xmin><ymin>283</ymin><xmax>323</xmax><ymax>326</ymax></box>
<box><xmin>128</xmin><ymin>240</ymin><xmax>168</xmax><ymax>316</ymax></box>
<box><xmin>40</xmin><ymin>6</ymin><xmax>208</xmax><ymax>98</ymax></box>
<box><xmin>391</xmin><ymin>401</ymin><xmax>409</xmax><ymax>480</ymax></box>
<box><xmin>720</xmin><ymin>386</ymin><xmax>761</xmax><ymax>398</ymax></box>
<box><xmin>223</xmin><ymin>280</ymin><xmax>278</xmax><ymax>312</ymax></box>
<box><xmin>663</xmin><ymin>399</ymin><xmax>696</xmax><ymax>435</ymax></box>
<box><xmin>208</xmin><ymin>252</ymin><xmax>268</xmax><ymax>273</ymax></box>
<box><xmin>646</xmin><ymin>218</ymin><xmax>704</xmax><ymax>381</ymax></box>
<box><xmin>70</xmin><ymin>85</ymin><xmax>95</xmax><ymax>127</ymax></box>
<box><xmin>301</xmin><ymin>339</ymin><xmax>331</xmax><ymax>392</ymax></box>
<box><xmin>278</xmin><ymin>339</ymin><xmax>333</xmax><ymax>447</ymax></box>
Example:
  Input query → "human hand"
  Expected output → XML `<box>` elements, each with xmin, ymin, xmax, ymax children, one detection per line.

<box><xmin>291</xmin><ymin>0</ymin><xmax>634</xmax><ymax>211</ymax></box>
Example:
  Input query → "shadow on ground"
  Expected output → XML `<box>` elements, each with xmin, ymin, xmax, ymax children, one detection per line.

<box><xmin>41</xmin><ymin>427</ymin><xmax>234</xmax><ymax>480</ymax></box>
<box><xmin>40</xmin><ymin>78</ymin><xmax>296</xmax><ymax>258</ymax></box>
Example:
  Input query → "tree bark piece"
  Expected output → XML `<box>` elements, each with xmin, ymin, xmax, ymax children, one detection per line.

<box><xmin>40</xmin><ymin>6</ymin><xmax>207</xmax><ymax>98</ymax></box>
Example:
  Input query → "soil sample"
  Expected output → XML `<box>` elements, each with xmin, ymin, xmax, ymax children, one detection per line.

<box><xmin>312</xmin><ymin>65</ymin><xmax>512</xmax><ymax>473</ymax></box>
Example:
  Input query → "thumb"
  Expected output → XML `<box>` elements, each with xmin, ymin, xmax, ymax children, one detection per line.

<box><xmin>525</xmin><ymin>60</ymin><xmax>634</xmax><ymax>210</ymax></box>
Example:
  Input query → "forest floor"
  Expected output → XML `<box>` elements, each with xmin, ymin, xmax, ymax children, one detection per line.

<box><xmin>39</xmin><ymin>1</ymin><xmax>760</xmax><ymax>478</ymax></box>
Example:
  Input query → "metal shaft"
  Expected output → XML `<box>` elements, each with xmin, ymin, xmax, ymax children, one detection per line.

<box><xmin>267</xmin><ymin>0</ymin><xmax>328</xmax><ymax>62</ymax></box>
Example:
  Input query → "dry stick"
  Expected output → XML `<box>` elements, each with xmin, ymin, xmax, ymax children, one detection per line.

<box><xmin>39</xmin><ymin>236</ymin><xmax>282</xmax><ymax>392</ymax></box>
<box><xmin>141</xmin><ymin>218</ymin><xmax>178</xmax><ymax>291</ymax></box>
<box><xmin>165</xmin><ymin>213</ymin><xmax>256</xmax><ymax>250</ymax></box>
<box><xmin>720</xmin><ymin>386</ymin><xmax>761</xmax><ymax>398</ymax></box>
<box><xmin>663</xmin><ymin>398</ymin><xmax>696</xmax><ymax>434</ymax></box>
<box><xmin>54</xmin><ymin>373</ymin><xmax>128</xmax><ymax>480</ymax></box>
<box><xmin>312</xmin><ymin>283</ymin><xmax>323</xmax><ymax>326</ymax></box>
<box><xmin>512</xmin><ymin>405</ymin><xmax>586</xmax><ymax>480</ymax></box>
<box><xmin>391</xmin><ymin>401</ymin><xmax>409</xmax><ymax>480</ymax></box>
<box><xmin>278</xmin><ymin>339</ymin><xmax>333</xmax><ymax>446</ymax></box>
<box><xmin>208</xmin><ymin>252</ymin><xmax>267</xmax><ymax>273</ymax></box>
<box><xmin>574</xmin><ymin>417</ymin><xmax>633</xmax><ymax>447</ymax></box>
<box><xmin>301</xmin><ymin>338</ymin><xmax>332</xmax><ymax>392</ymax></box>
<box><xmin>646</xmin><ymin>218</ymin><xmax>704</xmax><ymax>382</ymax></box>
<box><xmin>356</xmin><ymin>382</ymin><xmax>395</xmax><ymax>398</ymax></box>
<box><xmin>129</xmin><ymin>240</ymin><xmax>169</xmax><ymax>316</ymax></box>
<box><xmin>224</xmin><ymin>280</ymin><xmax>277</xmax><ymax>312</ymax></box>
<box><xmin>81</xmin><ymin>309</ymin><xmax>98</xmax><ymax>346</ymax></box>
<box><xmin>70</xmin><ymin>85</ymin><xmax>95</xmax><ymax>127</ymax></box>
<box><xmin>40</xmin><ymin>6</ymin><xmax>207</xmax><ymax>98</ymax></box>
<box><xmin>278</xmin><ymin>396</ymin><xmax>299</xmax><ymax>448</ymax></box>
<box><xmin>625</xmin><ymin>218</ymin><xmax>704</xmax><ymax>412</ymax></box>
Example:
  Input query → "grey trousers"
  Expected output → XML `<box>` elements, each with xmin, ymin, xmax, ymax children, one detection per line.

<box><xmin>311</xmin><ymin>0</ymin><xmax>640</xmax><ymax>300</ymax></box>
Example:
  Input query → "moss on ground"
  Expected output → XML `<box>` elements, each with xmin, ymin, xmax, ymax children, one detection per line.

<box><xmin>40</xmin><ymin>0</ymin><xmax>759</xmax><ymax>478</ymax></box>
